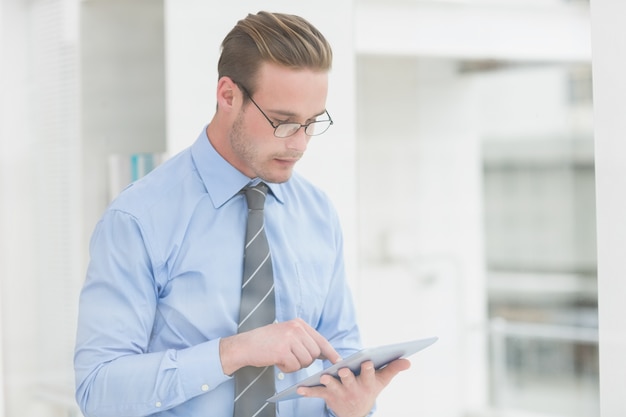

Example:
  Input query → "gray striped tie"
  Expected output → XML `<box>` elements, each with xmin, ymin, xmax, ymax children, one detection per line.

<box><xmin>234</xmin><ymin>183</ymin><xmax>276</xmax><ymax>417</ymax></box>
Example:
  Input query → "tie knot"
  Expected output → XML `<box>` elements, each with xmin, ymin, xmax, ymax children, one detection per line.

<box><xmin>244</xmin><ymin>183</ymin><xmax>268</xmax><ymax>211</ymax></box>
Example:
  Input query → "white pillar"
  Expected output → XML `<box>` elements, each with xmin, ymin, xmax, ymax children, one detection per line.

<box><xmin>590</xmin><ymin>1</ymin><xmax>626</xmax><ymax>415</ymax></box>
<box><xmin>0</xmin><ymin>0</ymin><xmax>6</xmax><ymax>413</ymax></box>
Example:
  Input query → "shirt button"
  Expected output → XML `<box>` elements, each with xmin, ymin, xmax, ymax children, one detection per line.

<box><xmin>155</xmin><ymin>401</ymin><xmax>162</xmax><ymax>408</ymax></box>
<box><xmin>201</xmin><ymin>384</ymin><xmax>210</xmax><ymax>392</ymax></box>
<box><xmin>277</xmin><ymin>372</ymin><xmax>285</xmax><ymax>380</ymax></box>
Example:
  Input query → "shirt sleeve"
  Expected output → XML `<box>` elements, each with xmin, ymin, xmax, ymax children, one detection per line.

<box><xmin>74</xmin><ymin>209</ymin><xmax>231</xmax><ymax>417</ymax></box>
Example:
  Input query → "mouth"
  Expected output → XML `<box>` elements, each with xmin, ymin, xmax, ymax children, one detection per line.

<box><xmin>274</xmin><ymin>154</ymin><xmax>302</xmax><ymax>165</ymax></box>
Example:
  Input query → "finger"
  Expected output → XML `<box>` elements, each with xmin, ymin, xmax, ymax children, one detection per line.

<box><xmin>297</xmin><ymin>383</ymin><xmax>326</xmax><ymax>399</ymax></box>
<box><xmin>276</xmin><ymin>352</ymin><xmax>306</xmax><ymax>373</ymax></box>
<box><xmin>297</xmin><ymin>372</ymin><xmax>339</xmax><ymax>399</ymax></box>
<box><xmin>310</xmin><ymin>328</ymin><xmax>341</xmax><ymax>363</ymax></box>
<box><xmin>320</xmin><ymin>373</ymin><xmax>341</xmax><ymax>389</ymax></box>
<box><xmin>289</xmin><ymin>340</ymin><xmax>316</xmax><ymax>368</ymax></box>
<box><xmin>376</xmin><ymin>358</ymin><xmax>411</xmax><ymax>386</ymax></box>
<box><xmin>302</xmin><ymin>324</ymin><xmax>341</xmax><ymax>363</ymax></box>
<box><xmin>358</xmin><ymin>361</ymin><xmax>376</xmax><ymax>385</ymax></box>
<box><xmin>276</xmin><ymin>320</ymin><xmax>322</xmax><ymax>370</ymax></box>
<box><xmin>338</xmin><ymin>367</ymin><xmax>357</xmax><ymax>387</ymax></box>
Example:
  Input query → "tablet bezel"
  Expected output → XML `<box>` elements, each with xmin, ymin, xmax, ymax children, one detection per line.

<box><xmin>267</xmin><ymin>336</ymin><xmax>438</xmax><ymax>402</ymax></box>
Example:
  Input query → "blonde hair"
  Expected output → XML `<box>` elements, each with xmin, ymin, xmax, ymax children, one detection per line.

<box><xmin>218</xmin><ymin>11</ymin><xmax>332</xmax><ymax>94</ymax></box>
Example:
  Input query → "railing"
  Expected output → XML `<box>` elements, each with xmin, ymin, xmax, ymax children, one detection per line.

<box><xmin>488</xmin><ymin>318</ymin><xmax>599</xmax><ymax>416</ymax></box>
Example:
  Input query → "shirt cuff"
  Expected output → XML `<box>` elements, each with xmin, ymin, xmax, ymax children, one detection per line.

<box><xmin>176</xmin><ymin>338</ymin><xmax>231</xmax><ymax>398</ymax></box>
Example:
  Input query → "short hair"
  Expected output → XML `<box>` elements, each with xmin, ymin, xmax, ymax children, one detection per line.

<box><xmin>218</xmin><ymin>11</ymin><xmax>333</xmax><ymax>94</ymax></box>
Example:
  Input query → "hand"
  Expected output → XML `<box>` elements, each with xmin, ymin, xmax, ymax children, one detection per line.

<box><xmin>219</xmin><ymin>318</ymin><xmax>342</xmax><ymax>375</ymax></box>
<box><xmin>296</xmin><ymin>358</ymin><xmax>411</xmax><ymax>417</ymax></box>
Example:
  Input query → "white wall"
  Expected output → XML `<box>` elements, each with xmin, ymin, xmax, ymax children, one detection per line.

<box><xmin>355</xmin><ymin>1</ymin><xmax>591</xmax><ymax>61</ymax></box>
<box><xmin>80</xmin><ymin>0</ymin><xmax>167</xmax><ymax>269</ymax></box>
<box><xmin>589</xmin><ymin>1</ymin><xmax>626</xmax><ymax>415</ymax></box>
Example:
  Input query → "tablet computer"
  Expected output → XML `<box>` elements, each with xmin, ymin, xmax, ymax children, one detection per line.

<box><xmin>267</xmin><ymin>336</ymin><xmax>438</xmax><ymax>402</ymax></box>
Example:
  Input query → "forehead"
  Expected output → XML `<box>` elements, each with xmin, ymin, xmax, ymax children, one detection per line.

<box><xmin>253</xmin><ymin>62</ymin><xmax>329</xmax><ymax>116</ymax></box>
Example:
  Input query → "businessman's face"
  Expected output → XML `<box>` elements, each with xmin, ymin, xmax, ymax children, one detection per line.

<box><xmin>228</xmin><ymin>62</ymin><xmax>329</xmax><ymax>183</ymax></box>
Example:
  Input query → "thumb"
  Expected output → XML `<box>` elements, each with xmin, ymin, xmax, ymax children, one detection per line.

<box><xmin>376</xmin><ymin>358</ymin><xmax>411</xmax><ymax>385</ymax></box>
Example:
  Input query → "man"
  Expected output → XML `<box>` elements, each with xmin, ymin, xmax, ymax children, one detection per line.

<box><xmin>74</xmin><ymin>11</ymin><xmax>409</xmax><ymax>417</ymax></box>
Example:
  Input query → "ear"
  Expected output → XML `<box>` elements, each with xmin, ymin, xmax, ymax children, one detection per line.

<box><xmin>216</xmin><ymin>76</ymin><xmax>240</xmax><ymax>112</ymax></box>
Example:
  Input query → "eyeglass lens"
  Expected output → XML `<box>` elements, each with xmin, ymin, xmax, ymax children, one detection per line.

<box><xmin>274</xmin><ymin>119</ymin><xmax>332</xmax><ymax>138</ymax></box>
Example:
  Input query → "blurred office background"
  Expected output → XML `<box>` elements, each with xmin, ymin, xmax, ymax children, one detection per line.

<box><xmin>0</xmin><ymin>0</ymin><xmax>613</xmax><ymax>416</ymax></box>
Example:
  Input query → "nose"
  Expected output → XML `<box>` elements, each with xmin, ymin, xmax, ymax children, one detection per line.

<box><xmin>285</xmin><ymin>128</ymin><xmax>310</xmax><ymax>152</ymax></box>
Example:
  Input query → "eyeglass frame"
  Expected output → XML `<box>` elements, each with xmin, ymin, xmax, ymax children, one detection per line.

<box><xmin>234</xmin><ymin>81</ymin><xmax>334</xmax><ymax>138</ymax></box>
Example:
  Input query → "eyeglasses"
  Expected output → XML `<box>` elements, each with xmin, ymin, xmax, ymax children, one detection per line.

<box><xmin>236</xmin><ymin>83</ymin><xmax>334</xmax><ymax>138</ymax></box>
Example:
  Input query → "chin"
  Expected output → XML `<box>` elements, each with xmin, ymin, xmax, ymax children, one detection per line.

<box><xmin>267</xmin><ymin>176</ymin><xmax>291</xmax><ymax>184</ymax></box>
<box><xmin>263</xmin><ymin>171</ymin><xmax>293</xmax><ymax>184</ymax></box>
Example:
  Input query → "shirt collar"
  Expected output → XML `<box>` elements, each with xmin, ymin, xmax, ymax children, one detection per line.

<box><xmin>190</xmin><ymin>127</ymin><xmax>285</xmax><ymax>207</ymax></box>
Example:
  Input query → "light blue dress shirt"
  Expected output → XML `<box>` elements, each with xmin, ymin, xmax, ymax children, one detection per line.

<box><xmin>74</xmin><ymin>128</ymin><xmax>363</xmax><ymax>417</ymax></box>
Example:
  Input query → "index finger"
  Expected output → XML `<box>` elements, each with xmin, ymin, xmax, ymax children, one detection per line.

<box><xmin>302</xmin><ymin>323</ymin><xmax>342</xmax><ymax>364</ymax></box>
